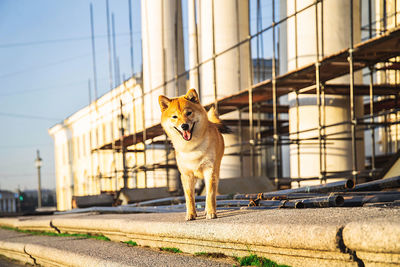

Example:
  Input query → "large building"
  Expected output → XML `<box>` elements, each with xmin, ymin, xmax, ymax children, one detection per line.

<box><xmin>49</xmin><ymin>78</ymin><xmax>163</xmax><ymax>211</ymax></box>
<box><xmin>0</xmin><ymin>190</ymin><xmax>18</xmax><ymax>214</ymax></box>
<box><xmin>50</xmin><ymin>0</ymin><xmax>400</xmax><ymax>211</ymax></box>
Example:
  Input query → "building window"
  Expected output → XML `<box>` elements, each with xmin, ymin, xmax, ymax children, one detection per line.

<box><xmin>61</xmin><ymin>144</ymin><xmax>65</xmax><ymax>165</ymax></box>
<box><xmin>88</xmin><ymin>131</ymin><xmax>93</xmax><ymax>151</ymax></box>
<box><xmin>95</xmin><ymin>128</ymin><xmax>99</xmax><ymax>147</ymax></box>
<box><xmin>77</xmin><ymin>136</ymin><xmax>80</xmax><ymax>159</ymax></box>
<box><xmin>82</xmin><ymin>134</ymin><xmax>86</xmax><ymax>157</ymax></box>
<box><xmin>102</xmin><ymin>124</ymin><xmax>106</xmax><ymax>144</ymax></box>
<box><xmin>72</xmin><ymin>138</ymin><xmax>76</xmax><ymax>159</ymax></box>
<box><xmin>110</xmin><ymin>122</ymin><xmax>114</xmax><ymax>140</ymax></box>
<box><xmin>68</xmin><ymin>140</ymin><xmax>72</xmax><ymax>162</ymax></box>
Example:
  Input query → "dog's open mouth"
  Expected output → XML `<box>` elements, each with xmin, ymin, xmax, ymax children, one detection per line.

<box><xmin>174</xmin><ymin>122</ymin><xmax>195</xmax><ymax>141</ymax></box>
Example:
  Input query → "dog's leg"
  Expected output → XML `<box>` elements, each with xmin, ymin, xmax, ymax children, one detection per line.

<box><xmin>204</xmin><ymin>168</ymin><xmax>218</xmax><ymax>219</ymax></box>
<box><xmin>181</xmin><ymin>174</ymin><xmax>197</xmax><ymax>221</ymax></box>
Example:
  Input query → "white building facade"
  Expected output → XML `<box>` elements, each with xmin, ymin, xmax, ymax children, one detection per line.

<box><xmin>49</xmin><ymin>78</ymin><xmax>170</xmax><ymax>211</ymax></box>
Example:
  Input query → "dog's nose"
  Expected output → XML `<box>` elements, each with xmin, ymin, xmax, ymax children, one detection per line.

<box><xmin>181</xmin><ymin>124</ymin><xmax>189</xmax><ymax>131</ymax></box>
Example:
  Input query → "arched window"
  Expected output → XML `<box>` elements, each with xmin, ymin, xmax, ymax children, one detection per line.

<box><xmin>126</xmin><ymin>113</ymin><xmax>131</xmax><ymax>134</ymax></box>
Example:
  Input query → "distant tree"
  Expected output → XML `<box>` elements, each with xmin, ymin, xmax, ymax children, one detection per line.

<box><xmin>19</xmin><ymin>191</ymin><xmax>35</xmax><ymax>212</ymax></box>
<box><xmin>44</xmin><ymin>193</ymin><xmax>55</xmax><ymax>206</ymax></box>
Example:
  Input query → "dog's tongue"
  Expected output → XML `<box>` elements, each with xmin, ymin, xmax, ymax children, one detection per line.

<box><xmin>183</xmin><ymin>130</ymin><xmax>191</xmax><ymax>141</ymax></box>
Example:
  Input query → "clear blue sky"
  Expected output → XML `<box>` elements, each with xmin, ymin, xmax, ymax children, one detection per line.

<box><xmin>0</xmin><ymin>0</ymin><xmax>143</xmax><ymax>191</ymax></box>
<box><xmin>0</xmin><ymin>0</ymin><xmax>273</xmax><ymax>192</ymax></box>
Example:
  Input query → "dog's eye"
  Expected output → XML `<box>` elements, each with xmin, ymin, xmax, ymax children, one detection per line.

<box><xmin>186</xmin><ymin>111</ymin><xmax>192</xmax><ymax>116</ymax></box>
<box><xmin>172</xmin><ymin>115</ymin><xmax>178</xmax><ymax>119</ymax></box>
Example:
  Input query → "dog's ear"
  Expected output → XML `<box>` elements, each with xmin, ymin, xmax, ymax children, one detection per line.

<box><xmin>159</xmin><ymin>95</ymin><xmax>171</xmax><ymax>111</ymax></box>
<box><xmin>185</xmin><ymin>89</ymin><xmax>199</xmax><ymax>104</ymax></box>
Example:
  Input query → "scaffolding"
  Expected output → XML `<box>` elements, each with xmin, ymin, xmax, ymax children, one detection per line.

<box><xmin>93</xmin><ymin>0</ymin><xmax>400</xmax><ymax>193</ymax></box>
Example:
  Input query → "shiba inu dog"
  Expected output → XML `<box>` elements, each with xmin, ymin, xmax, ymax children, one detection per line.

<box><xmin>159</xmin><ymin>89</ymin><xmax>229</xmax><ymax>220</ymax></box>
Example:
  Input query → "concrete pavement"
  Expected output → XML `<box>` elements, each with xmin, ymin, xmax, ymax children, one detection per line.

<box><xmin>0</xmin><ymin>207</ymin><xmax>400</xmax><ymax>266</ymax></box>
<box><xmin>0</xmin><ymin>228</ymin><xmax>234</xmax><ymax>266</ymax></box>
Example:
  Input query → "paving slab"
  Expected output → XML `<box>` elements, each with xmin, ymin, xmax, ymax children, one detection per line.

<box><xmin>0</xmin><ymin>207</ymin><xmax>400</xmax><ymax>266</ymax></box>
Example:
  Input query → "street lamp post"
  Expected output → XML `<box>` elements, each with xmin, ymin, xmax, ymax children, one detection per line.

<box><xmin>35</xmin><ymin>150</ymin><xmax>42</xmax><ymax>209</ymax></box>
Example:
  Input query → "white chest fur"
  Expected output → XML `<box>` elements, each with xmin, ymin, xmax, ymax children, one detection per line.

<box><xmin>175</xmin><ymin>138</ymin><xmax>215</xmax><ymax>175</ymax></box>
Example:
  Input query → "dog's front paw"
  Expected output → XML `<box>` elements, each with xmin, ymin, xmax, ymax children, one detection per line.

<box><xmin>186</xmin><ymin>213</ymin><xmax>197</xmax><ymax>221</ymax></box>
<box><xmin>205</xmin><ymin>212</ymin><xmax>217</xmax><ymax>219</ymax></box>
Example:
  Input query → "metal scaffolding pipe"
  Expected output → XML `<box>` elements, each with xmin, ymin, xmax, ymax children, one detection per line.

<box><xmin>369</xmin><ymin>66</ymin><xmax>376</xmax><ymax>174</ymax></box>
<box><xmin>264</xmin><ymin>179</ymin><xmax>354</xmax><ymax>196</ymax></box>
<box><xmin>89</xmin><ymin>3</ymin><xmax>98</xmax><ymax>100</ymax></box>
<box><xmin>301</xmin><ymin>195</ymin><xmax>344</xmax><ymax>208</ymax></box>
<box><xmin>351</xmin><ymin>176</ymin><xmax>400</xmax><ymax>191</ymax></box>
<box><xmin>272</xmin><ymin>0</ymin><xmax>279</xmax><ymax>185</ymax></box>
<box><xmin>348</xmin><ymin>0</ymin><xmax>358</xmax><ymax>183</ymax></box>
<box><xmin>343</xmin><ymin>193</ymin><xmax>400</xmax><ymax>207</ymax></box>
<box><xmin>188</xmin><ymin>0</ymin><xmax>199</xmax><ymax>91</ymax></box>
<box><xmin>257</xmin><ymin>200</ymin><xmax>304</xmax><ymax>209</ymax></box>
<box><xmin>314</xmin><ymin>0</ymin><xmax>323</xmax><ymax>182</ymax></box>
<box><xmin>234</xmin><ymin>179</ymin><xmax>354</xmax><ymax>200</ymax></box>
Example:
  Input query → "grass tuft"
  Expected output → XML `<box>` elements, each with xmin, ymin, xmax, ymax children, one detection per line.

<box><xmin>236</xmin><ymin>254</ymin><xmax>290</xmax><ymax>267</ymax></box>
<box><xmin>1</xmin><ymin>226</ymin><xmax>110</xmax><ymax>241</ymax></box>
<box><xmin>160</xmin><ymin>247</ymin><xmax>182</xmax><ymax>253</ymax></box>
<box><xmin>0</xmin><ymin>226</ymin><xmax>15</xmax><ymax>231</ymax></box>
<box><xmin>123</xmin><ymin>240</ymin><xmax>138</xmax><ymax>247</ymax></box>
<box><xmin>194</xmin><ymin>252</ymin><xmax>227</xmax><ymax>258</ymax></box>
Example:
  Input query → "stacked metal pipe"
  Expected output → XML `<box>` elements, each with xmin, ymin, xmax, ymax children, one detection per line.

<box><xmin>56</xmin><ymin>176</ymin><xmax>400</xmax><ymax>215</ymax></box>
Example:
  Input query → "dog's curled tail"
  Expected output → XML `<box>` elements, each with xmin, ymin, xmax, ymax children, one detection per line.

<box><xmin>207</xmin><ymin>106</ymin><xmax>232</xmax><ymax>134</ymax></box>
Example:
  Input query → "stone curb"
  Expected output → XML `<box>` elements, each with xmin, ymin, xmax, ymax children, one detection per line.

<box><xmin>0</xmin><ymin>240</ymin><xmax>34</xmax><ymax>265</ymax></box>
<box><xmin>1</xmin><ymin>217</ymin><xmax>355</xmax><ymax>266</ymax></box>
<box><xmin>343</xmin><ymin>220</ymin><xmax>400</xmax><ymax>265</ymax></box>
<box><xmin>25</xmin><ymin>243</ymin><xmax>127</xmax><ymax>267</ymax></box>
<box><xmin>53</xmin><ymin>218</ymin><xmax>342</xmax><ymax>251</ymax></box>
<box><xmin>0</xmin><ymin>240</ymin><xmax>128</xmax><ymax>267</ymax></box>
<box><xmin>0</xmin><ymin>217</ymin><xmax>54</xmax><ymax>232</ymax></box>
<box><xmin>1</xmin><ymin>214</ymin><xmax>400</xmax><ymax>266</ymax></box>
